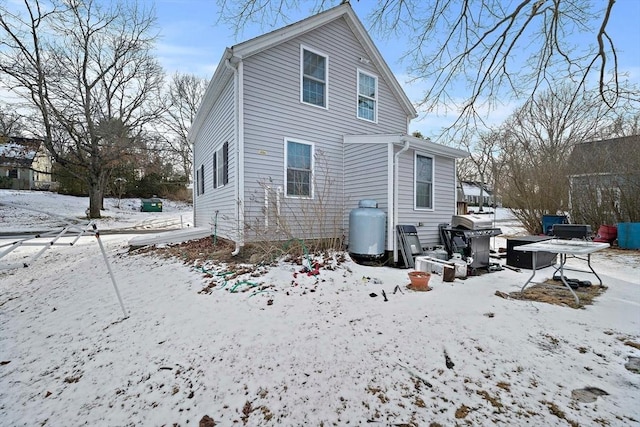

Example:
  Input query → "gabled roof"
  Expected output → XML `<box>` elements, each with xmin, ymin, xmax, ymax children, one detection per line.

<box><xmin>190</xmin><ymin>3</ymin><xmax>417</xmax><ymax>140</ymax></box>
<box><xmin>568</xmin><ymin>134</ymin><xmax>640</xmax><ymax>175</ymax></box>
<box><xmin>0</xmin><ymin>136</ymin><xmax>44</xmax><ymax>168</ymax></box>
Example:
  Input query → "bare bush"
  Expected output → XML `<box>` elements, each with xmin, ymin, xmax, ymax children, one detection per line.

<box><xmin>245</xmin><ymin>151</ymin><xmax>345</xmax><ymax>261</ymax></box>
<box><xmin>497</xmin><ymin>86</ymin><xmax>604</xmax><ymax>233</ymax></box>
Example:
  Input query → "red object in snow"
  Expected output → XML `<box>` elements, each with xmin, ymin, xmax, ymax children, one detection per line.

<box><xmin>594</xmin><ymin>224</ymin><xmax>617</xmax><ymax>243</ymax></box>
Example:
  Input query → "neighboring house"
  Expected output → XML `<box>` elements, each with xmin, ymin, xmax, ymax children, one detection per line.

<box><xmin>0</xmin><ymin>136</ymin><xmax>54</xmax><ymax>190</ymax></box>
<box><xmin>568</xmin><ymin>134</ymin><xmax>640</xmax><ymax>225</ymax></box>
<box><xmin>189</xmin><ymin>3</ymin><xmax>468</xmax><ymax>261</ymax></box>
<box><xmin>457</xmin><ymin>181</ymin><xmax>497</xmax><ymax>208</ymax></box>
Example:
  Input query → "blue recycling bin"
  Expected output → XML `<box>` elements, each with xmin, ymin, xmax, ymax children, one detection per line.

<box><xmin>617</xmin><ymin>222</ymin><xmax>640</xmax><ymax>249</ymax></box>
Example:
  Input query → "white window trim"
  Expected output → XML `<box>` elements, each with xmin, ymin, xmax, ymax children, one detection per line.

<box><xmin>284</xmin><ymin>137</ymin><xmax>315</xmax><ymax>199</ymax></box>
<box><xmin>214</xmin><ymin>145</ymin><xmax>225</xmax><ymax>189</ymax></box>
<box><xmin>300</xmin><ymin>44</ymin><xmax>329</xmax><ymax>110</ymax></box>
<box><xmin>414</xmin><ymin>153</ymin><xmax>434</xmax><ymax>211</ymax></box>
<box><xmin>356</xmin><ymin>68</ymin><xmax>378</xmax><ymax>123</ymax></box>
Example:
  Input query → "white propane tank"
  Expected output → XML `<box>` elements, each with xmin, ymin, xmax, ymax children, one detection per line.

<box><xmin>348</xmin><ymin>200</ymin><xmax>386</xmax><ymax>262</ymax></box>
<box><xmin>450</xmin><ymin>253</ymin><xmax>468</xmax><ymax>278</ymax></box>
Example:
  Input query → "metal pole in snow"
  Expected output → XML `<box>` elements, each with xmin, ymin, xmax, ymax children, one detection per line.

<box><xmin>93</xmin><ymin>224</ymin><xmax>128</xmax><ymax>318</ymax></box>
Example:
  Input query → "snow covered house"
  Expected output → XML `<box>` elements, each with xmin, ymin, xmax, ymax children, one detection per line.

<box><xmin>457</xmin><ymin>181</ymin><xmax>497</xmax><ymax>208</ymax></box>
<box><xmin>0</xmin><ymin>136</ymin><xmax>53</xmax><ymax>190</ymax></box>
<box><xmin>189</xmin><ymin>3</ymin><xmax>468</xmax><ymax>260</ymax></box>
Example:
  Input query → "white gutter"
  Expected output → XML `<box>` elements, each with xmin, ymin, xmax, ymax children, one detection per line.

<box><xmin>392</xmin><ymin>138</ymin><xmax>411</xmax><ymax>263</ymax></box>
<box><xmin>224</xmin><ymin>58</ymin><xmax>244</xmax><ymax>256</ymax></box>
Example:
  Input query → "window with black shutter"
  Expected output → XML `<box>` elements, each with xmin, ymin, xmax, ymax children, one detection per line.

<box><xmin>223</xmin><ymin>142</ymin><xmax>229</xmax><ymax>185</ymax></box>
<box><xmin>213</xmin><ymin>151</ymin><xmax>217</xmax><ymax>188</ymax></box>
<box><xmin>200</xmin><ymin>164</ymin><xmax>205</xmax><ymax>195</ymax></box>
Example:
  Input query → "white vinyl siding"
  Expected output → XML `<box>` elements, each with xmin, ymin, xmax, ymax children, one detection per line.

<box><xmin>415</xmin><ymin>154</ymin><xmax>433</xmax><ymax>209</ymax></box>
<box><xmin>300</xmin><ymin>45</ymin><xmax>328</xmax><ymax>108</ymax></box>
<box><xmin>357</xmin><ymin>69</ymin><xmax>377</xmax><ymax>122</ymax></box>
<box><xmin>344</xmin><ymin>142</ymin><xmax>389</xmax><ymax>245</ymax></box>
<box><xmin>236</xmin><ymin>18</ymin><xmax>413</xmax><ymax>242</ymax></box>
<box><xmin>191</xmin><ymin>72</ymin><xmax>236</xmax><ymax>230</ymax></box>
<box><xmin>285</xmin><ymin>139</ymin><xmax>314</xmax><ymax>198</ymax></box>
<box><xmin>396</xmin><ymin>146</ymin><xmax>458</xmax><ymax>247</ymax></box>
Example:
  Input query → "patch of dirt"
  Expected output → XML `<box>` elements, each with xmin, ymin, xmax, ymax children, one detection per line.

<box><xmin>601</xmin><ymin>247</ymin><xmax>640</xmax><ymax>257</ymax></box>
<box><xmin>406</xmin><ymin>284</ymin><xmax>432</xmax><ymax>292</ymax></box>
<box><xmin>476</xmin><ymin>389</ymin><xmax>502</xmax><ymax>410</ymax></box>
<box><xmin>541</xmin><ymin>400</ymin><xmax>579</xmax><ymax>427</ymax></box>
<box><xmin>496</xmin><ymin>281</ymin><xmax>607</xmax><ymax>308</ymax></box>
<box><xmin>132</xmin><ymin>236</ymin><xmax>243</xmax><ymax>264</ymax></box>
<box><xmin>132</xmin><ymin>236</ymin><xmax>346</xmax><ymax>268</ymax></box>
<box><xmin>623</xmin><ymin>340</ymin><xmax>640</xmax><ymax>350</ymax></box>
<box><xmin>199</xmin><ymin>415</ymin><xmax>216</xmax><ymax>427</ymax></box>
<box><xmin>454</xmin><ymin>404</ymin><xmax>470</xmax><ymax>419</ymax></box>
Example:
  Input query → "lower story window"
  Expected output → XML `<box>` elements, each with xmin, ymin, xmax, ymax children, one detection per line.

<box><xmin>285</xmin><ymin>139</ymin><xmax>313</xmax><ymax>197</ymax></box>
<box><xmin>415</xmin><ymin>154</ymin><xmax>433</xmax><ymax>209</ymax></box>
<box><xmin>196</xmin><ymin>164</ymin><xmax>204</xmax><ymax>196</ymax></box>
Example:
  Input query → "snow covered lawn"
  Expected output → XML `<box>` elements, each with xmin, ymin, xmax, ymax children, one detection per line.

<box><xmin>1</xmin><ymin>190</ymin><xmax>639</xmax><ymax>426</ymax></box>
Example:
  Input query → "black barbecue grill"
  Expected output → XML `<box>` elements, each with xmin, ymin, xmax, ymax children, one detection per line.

<box><xmin>551</xmin><ymin>224</ymin><xmax>592</xmax><ymax>240</ymax></box>
<box><xmin>439</xmin><ymin>215</ymin><xmax>502</xmax><ymax>270</ymax></box>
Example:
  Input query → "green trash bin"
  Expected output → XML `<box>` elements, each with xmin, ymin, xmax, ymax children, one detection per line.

<box><xmin>141</xmin><ymin>197</ymin><xmax>163</xmax><ymax>212</ymax></box>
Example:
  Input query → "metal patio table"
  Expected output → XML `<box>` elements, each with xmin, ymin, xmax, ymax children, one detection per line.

<box><xmin>513</xmin><ymin>240</ymin><xmax>610</xmax><ymax>305</ymax></box>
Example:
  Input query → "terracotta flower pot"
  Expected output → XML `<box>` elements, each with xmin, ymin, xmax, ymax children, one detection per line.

<box><xmin>408</xmin><ymin>271</ymin><xmax>431</xmax><ymax>291</ymax></box>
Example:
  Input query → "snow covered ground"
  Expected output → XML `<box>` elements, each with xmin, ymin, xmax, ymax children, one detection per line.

<box><xmin>0</xmin><ymin>190</ymin><xmax>194</xmax><ymax>233</ymax></box>
<box><xmin>1</xmin><ymin>190</ymin><xmax>639</xmax><ymax>426</ymax></box>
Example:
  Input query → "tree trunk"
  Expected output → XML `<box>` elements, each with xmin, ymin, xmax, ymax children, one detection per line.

<box><xmin>89</xmin><ymin>183</ymin><xmax>103</xmax><ymax>218</ymax></box>
<box><xmin>478</xmin><ymin>173</ymin><xmax>485</xmax><ymax>212</ymax></box>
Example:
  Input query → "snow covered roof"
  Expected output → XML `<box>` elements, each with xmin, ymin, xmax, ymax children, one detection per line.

<box><xmin>459</xmin><ymin>181</ymin><xmax>493</xmax><ymax>196</ymax></box>
<box><xmin>0</xmin><ymin>136</ymin><xmax>43</xmax><ymax>168</ymax></box>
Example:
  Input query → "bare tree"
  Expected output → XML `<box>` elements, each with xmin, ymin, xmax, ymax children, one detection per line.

<box><xmin>216</xmin><ymin>0</ymin><xmax>637</xmax><ymax>137</ymax></box>
<box><xmin>498</xmin><ymin>86</ymin><xmax>606</xmax><ymax>233</ymax></box>
<box><xmin>458</xmin><ymin>131</ymin><xmax>503</xmax><ymax>211</ymax></box>
<box><xmin>597</xmin><ymin>112</ymin><xmax>640</xmax><ymax>139</ymax></box>
<box><xmin>158</xmin><ymin>72</ymin><xmax>208</xmax><ymax>180</ymax></box>
<box><xmin>0</xmin><ymin>0</ymin><xmax>164</xmax><ymax>217</ymax></box>
<box><xmin>0</xmin><ymin>104</ymin><xmax>26</xmax><ymax>136</ymax></box>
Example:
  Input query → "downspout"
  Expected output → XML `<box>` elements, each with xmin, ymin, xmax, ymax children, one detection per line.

<box><xmin>393</xmin><ymin>138</ymin><xmax>411</xmax><ymax>263</ymax></box>
<box><xmin>192</xmin><ymin>146</ymin><xmax>196</xmax><ymax>225</ymax></box>
<box><xmin>224</xmin><ymin>57</ymin><xmax>243</xmax><ymax>256</ymax></box>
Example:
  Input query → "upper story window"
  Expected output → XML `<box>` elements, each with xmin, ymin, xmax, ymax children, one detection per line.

<box><xmin>301</xmin><ymin>46</ymin><xmax>327</xmax><ymax>108</ymax></box>
<box><xmin>415</xmin><ymin>154</ymin><xmax>433</xmax><ymax>209</ymax></box>
<box><xmin>285</xmin><ymin>139</ymin><xmax>314</xmax><ymax>198</ymax></box>
<box><xmin>357</xmin><ymin>70</ymin><xmax>377</xmax><ymax>122</ymax></box>
<box><xmin>213</xmin><ymin>142</ymin><xmax>229</xmax><ymax>188</ymax></box>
